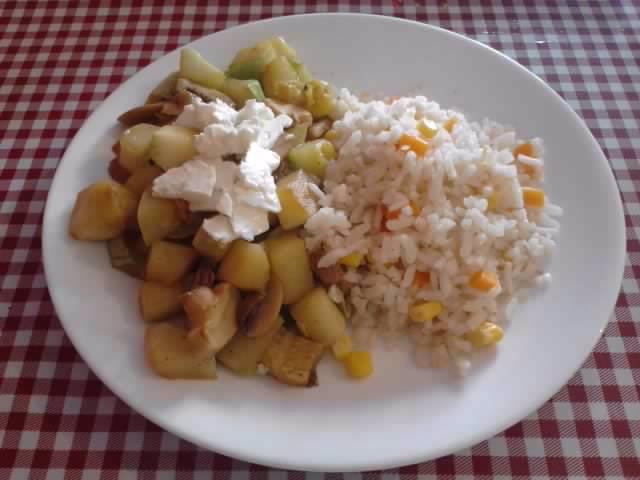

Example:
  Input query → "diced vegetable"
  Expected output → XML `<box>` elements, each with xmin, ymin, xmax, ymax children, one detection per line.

<box><xmin>408</xmin><ymin>301</ymin><xmax>442</xmax><ymax>323</ymax></box>
<box><xmin>137</xmin><ymin>189</ymin><xmax>182</xmax><ymax>245</ymax></box>
<box><xmin>145</xmin><ymin>241</ymin><xmax>197</xmax><ymax>286</ymax></box>
<box><xmin>179</xmin><ymin>48</ymin><xmax>225</xmax><ymax>90</ymax></box>
<box><xmin>276</xmin><ymin>170</ymin><xmax>319</xmax><ymax>229</ymax></box>
<box><xmin>138</xmin><ymin>282</ymin><xmax>183</xmax><ymax>322</ymax></box>
<box><xmin>265</xmin><ymin>232</ymin><xmax>314</xmax><ymax>304</ymax></box>
<box><xmin>291</xmin><ymin>60</ymin><xmax>312</xmax><ymax>84</ymax></box>
<box><xmin>192</xmin><ymin>225</ymin><xmax>231</xmax><ymax>263</ymax></box>
<box><xmin>269</xmin><ymin>37</ymin><xmax>298</xmax><ymax>60</ymax></box>
<box><xmin>108</xmin><ymin>235</ymin><xmax>145</xmax><ymax>278</ymax></box>
<box><xmin>182</xmin><ymin>283</ymin><xmax>240</xmax><ymax>352</ymax></box>
<box><xmin>227</xmin><ymin>40</ymin><xmax>277</xmax><ymax>80</ymax></box>
<box><xmin>145</xmin><ymin>322</ymin><xmax>217</xmax><ymax>379</ymax></box>
<box><xmin>262</xmin><ymin>56</ymin><xmax>303</xmax><ymax>103</ymax></box>
<box><xmin>149</xmin><ymin>125</ymin><xmax>197</xmax><ymax>171</ymax></box>
<box><xmin>486</xmin><ymin>193</ymin><xmax>497</xmax><ymax>211</ymax></box>
<box><xmin>412</xmin><ymin>271</ymin><xmax>431</xmax><ymax>289</ymax></box>
<box><xmin>324</xmin><ymin>129</ymin><xmax>337</xmax><ymax>141</ymax></box>
<box><xmin>522</xmin><ymin>187</ymin><xmax>544</xmax><ymax>208</ymax></box>
<box><xmin>468</xmin><ymin>271</ymin><xmax>498</xmax><ymax>292</ymax></box>
<box><xmin>512</xmin><ymin>142</ymin><xmax>535</xmax><ymax>159</ymax></box>
<box><xmin>222</xmin><ymin>77</ymin><xmax>265</xmax><ymax>106</ymax></box>
<box><xmin>69</xmin><ymin>180</ymin><xmax>137</xmax><ymax>241</ymax></box>
<box><xmin>396</xmin><ymin>134</ymin><xmax>428</xmax><ymax>157</ymax></box>
<box><xmin>217</xmin><ymin>315</ymin><xmax>284</xmax><ymax>376</ymax></box>
<box><xmin>287</xmin><ymin>139</ymin><xmax>335</xmax><ymax>178</ymax></box>
<box><xmin>417</xmin><ymin>119</ymin><xmax>438</xmax><ymax>139</ymax></box>
<box><xmin>218</xmin><ymin>240</ymin><xmax>270</xmax><ymax>291</ymax></box>
<box><xmin>339</xmin><ymin>252</ymin><xmax>363</xmax><ymax>268</ymax></box>
<box><xmin>262</xmin><ymin>328</ymin><xmax>325</xmax><ymax>387</ymax></box>
<box><xmin>332</xmin><ymin>334</ymin><xmax>352</xmax><ymax>360</ymax></box>
<box><xmin>464</xmin><ymin>322</ymin><xmax>504</xmax><ymax>348</ymax></box>
<box><xmin>124</xmin><ymin>165</ymin><xmax>164</xmax><ymax>198</ymax></box>
<box><xmin>290</xmin><ymin>287</ymin><xmax>346</xmax><ymax>344</ymax></box>
<box><xmin>303</xmin><ymin>80</ymin><xmax>335</xmax><ymax>119</ymax></box>
<box><xmin>343</xmin><ymin>351</ymin><xmax>373</xmax><ymax>380</ymax></box>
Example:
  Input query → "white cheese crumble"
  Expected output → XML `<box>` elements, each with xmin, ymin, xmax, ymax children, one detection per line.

<box><xmin>153</xmin><ymin>98</ymin><xmax>292</xmax><ymax>242</ymax></box>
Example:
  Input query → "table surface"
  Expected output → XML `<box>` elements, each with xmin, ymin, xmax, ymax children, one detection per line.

<box><xmin>1</xmin><ymin>1</ymin><xmax>639</xmax><ymax>478</ymax></box>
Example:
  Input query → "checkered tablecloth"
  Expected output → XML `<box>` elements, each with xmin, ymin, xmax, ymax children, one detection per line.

<box><xmin>1</xmin><ymin>1</ymin><xmax>639</xmax><ymax>478</ymax></box>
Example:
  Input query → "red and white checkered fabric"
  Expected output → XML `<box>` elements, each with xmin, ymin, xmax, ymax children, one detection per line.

<box><xmin>1</xmin><ymin>1</ymin><xmax>638</xmax><ymax>478</ymax></box>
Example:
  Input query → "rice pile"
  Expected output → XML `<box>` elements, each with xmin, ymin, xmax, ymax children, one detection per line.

<box><xmin>303</xmin><ymin>89</ymin><xmax>562</xmax><ymax>374</ymax></box>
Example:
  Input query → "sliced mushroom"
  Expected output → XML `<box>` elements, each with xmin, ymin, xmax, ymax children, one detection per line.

<box><xmin>172</xmin><ymin>89</ymin><xmax>198</xmax><ymax>107</ymax></box>
<box><xmin>145</xmin><ymin>71</ymin><xmax>179</xmax><ymax>104</ymax></box>
<box><xmin>182</xmin><ymin>283</ymin><xmax>240</xmax><ymax>352</ymax></box>
<box><xmin>117</xmin><ymin>103</ymin><xmax>165</xmax><ymax>127</ymax></box>
<box><xmin>265</xmin><ymin>98</ymin><xmax>313</xmax><ymax>126</ymax></box>
<box><xmin>175</xmin><ymin>78</ymin><xmax>235</xmax><ymax>106</ymax></box>
<box><xmin>161</xmin><ymin>102</ymin><xmax>182</xmax><ymax>116</ymax></box>
<box><xmin>308</xmin><ymin>118</ymin><xmax>332</xmax><ymax>140</ymax></box>
<box><xmin>238</xmin><ymin>274</ymin><xmax>284</xmax><ymax>337</ymax></box>
<box><xmin>108</xmin><ymin>157</ymin><xmax>130</xmax><ymax>184</ymax></box>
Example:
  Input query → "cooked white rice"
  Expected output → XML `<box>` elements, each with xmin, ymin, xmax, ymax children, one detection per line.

<box><xmin>303</xmin><ymin>89</ymin><xmax>562</xmax><ymax>374</ymax></box>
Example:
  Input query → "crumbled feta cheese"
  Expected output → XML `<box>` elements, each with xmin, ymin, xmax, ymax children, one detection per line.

<box><xmin>192</xmin><ymin>100</ymin><xmax>292</xmax><ymax>160</ymax></box>
<box><xmin>202</xmin><ymin>215</ymin><xmax>236</xmax><ymax>244</ymax></box>
<box><xmin>151</xmin><ymin>159</ymin><xmax>216</xmax><ymax>203</ymax></box>
<box><xmin>234</xmin><ymin>144</ymin><xmax>280</xmax><ymax>212</ymax></box>
<box><xmin>230</xmin><ymin>202</ymin><xmax>270</xmax><ymax>240</ymax></box>
<box><xmin>175</xmin><ymin>98</ymin><xmax>237</xmax><ymax>131</ymax></box>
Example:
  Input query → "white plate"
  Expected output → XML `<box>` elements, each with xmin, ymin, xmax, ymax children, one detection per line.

<box><xmin>43</xmin><ymin>14</ymin><xmax>625</xmax><ymax>472</ymax></box>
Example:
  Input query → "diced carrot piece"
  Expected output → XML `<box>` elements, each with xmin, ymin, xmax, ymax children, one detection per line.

<box><xmin>396</xmin><ymin>134</ymin><xmax>428</xmax><ymax>156</ymax></box>
<box><xmin>469</xmin><ymin>271</ymin><xmax>498</xmax><ymax>292</ymax></box>
<box><xmin>512</xmin><ymin>142</ymin><xmax>535</xmax><ymax>158</ymax></box>
<box><xmin>412</xmin><ymin>271</ymin><xmax>431</xmax><ymax>289</ymax></box>
<box><xmin>522</xmin><ymin>187</ymin><xmax>544</xmax><ymax>208</ymax></box>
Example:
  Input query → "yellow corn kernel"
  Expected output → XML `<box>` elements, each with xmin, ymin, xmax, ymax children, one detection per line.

<box><xmin>487</xmin><ymin>193</ymin><xmax>497</xmax><ymax>211</ymax></box>
<box><xmin>324</xmin><ymin>129</ymin><xmax>337</xmax><ymax>141</ymax></box>
<box><xmin>332</xmin><ymin>334</ymin><xmax>352</xmax><ymax>360</ymax></box>
<box><xmin>512</xmin><ymin>142</ymin><xmax>535</xmax><ymax>159</ymax></box>
<box><xmin>396</xmin><ymin>134</ymin><xmax>429</xmax><ymax>156</ymax></box>
<box><xmin>343</xmin><ymin>351</ymin><xmax>373</xmax><ymax>379</ymax></box>
<box><xmin>339</xmin><ymin>252</ymin><xmax>363</xmax><ymax>268</ymax></box>
<box><xmin>469</xmin><ymin>271</ymin><xmax>498</xmax><ymax>292</ymax></box>
<box><xmin>409</xmin><ymin>301</ymin><xmax>443</xmax><ymax>323</ymax></box>
<box><xmin>443</xmin><ymin>117</ymin><xmax>457</xmax><ymax>133</ymax></box>
<box><xmin>412</xmin><ymin>271</ymin><xmax>431</xmax><ymax>289</ymax></box>
<box><xmin>522</xmin><ymin>187</ymin><xmax>544</xmax><ymax>208</ymax></box>
<box><xmin>417</xmin><ymin>119</ymin><xmax>438</xmax><ymax>139</ymax></box>
<box><xmin>464</xmin><ymin>322</ymin><xmax>504</xmax><ymax>347</ymax></box>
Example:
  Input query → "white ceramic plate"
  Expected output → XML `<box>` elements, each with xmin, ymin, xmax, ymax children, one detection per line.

<box><xmin>43</xmin><ymin>14</ymin><xmax>625</xmax><ymax>472</ymax></box>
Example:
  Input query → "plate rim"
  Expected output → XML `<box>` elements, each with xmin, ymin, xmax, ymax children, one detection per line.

<box><xmin>42</xmin><ymin>12</ymin><xmax>626</xmax><ymax>472</ymax></box>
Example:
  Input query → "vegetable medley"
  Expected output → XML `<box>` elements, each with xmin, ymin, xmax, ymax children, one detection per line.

<box><xmin>69</xmin><ymin>37</ymin><xmax>369</xmax><ymax>387</ymax></box>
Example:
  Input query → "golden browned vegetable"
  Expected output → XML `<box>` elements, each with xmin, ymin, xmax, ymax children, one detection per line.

<box><xmin>182</xmin><ymin>283</ymin><xmax>240</xmax><ymax>352</ymax></box>
<box><xmin>262</xmin><ymin>328</ymin><xmax>325</xmax><ymax>387</ymax></box>
<box><xmin>217</xmin><ymin>316</ymin><xmax>284</xmax><ymax>376</ymax></box>
<box><xmin>118</xmin><ymin>123</ymin><xmax>159</xmax><ymax>172</ymax></box>
<box><xmin>192</xmin><ymin>225</ymin><xmax>231</xmax><ymax>263</ymax></box>
<box><xmin>145</xmin><ymin>241</ymin><xmax>197</xmax><ymax>286</ymax></box>
<box><xmin>265</xmin><ymin>232</ymin><xmax>314</xmax><ymax>304</ymax></box>
<box><xmin>238</xmin><ymin>274</ymin><xmax>284</xmax><ymax>337</ymax></box>
<box><xmin>262</xmin><ymin>56</ymin><xmax>304</xmax><ymax>104</ymax></box>
<box><xmin>138</xmin><ymin>282</ymin><xmax>183</xmax><ymax>322</ymax></box>
<box><xmin>145</xmin><ymin>322</ymin><xmax>217</xmax><ymax>379</ymax></box>
<box><xmin>69</xmin><ymin>180</ymin><xmax>137</xmax><ymax>241</ymax></box>
<box><xmin>290</xmin><ymin>287</ymin><xmax>346</xmax><ymax>345</ymax></box>
<box><xmin>303</xmin><ymin>80</ymin><xmax>335</xmax><ymax>119</ymax></box>
<box><xmin>124</xmin><ymin>165</ymin><xmax>164</xmax><ymax>198</ymax></box>
<box><xmin>137</xmin><ymin>189</ymin><xmax>182</xmax><ymax>245</ymax></box>
<box><xmin>179</xmin><ymin>48</ymin><xmax>225</xmax><ymax>90</ymax></box>
<box><xmin>149</xmin><ymin>125</ymin><xmax>197</xmax><ymax>171</ymax></box>
<box><xmin>217</xmin><ymin>240</ymin><xmax>270</xmax><ymax>291</ymax></box>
